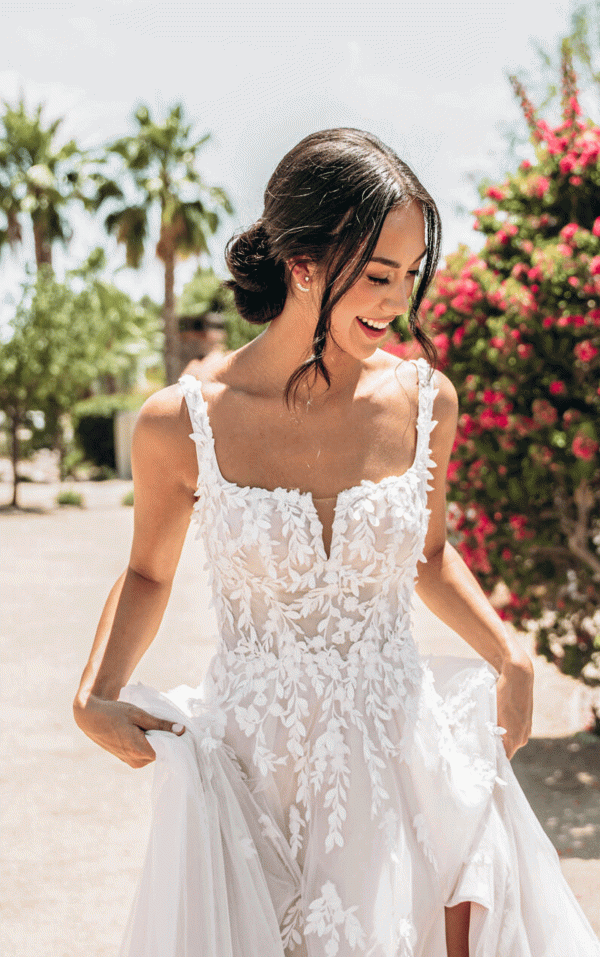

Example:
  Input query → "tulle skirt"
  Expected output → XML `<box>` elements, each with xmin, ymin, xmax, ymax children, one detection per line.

<box><xmin>118</xmin><ymin>655</ymin><xmax>600</xmax><ymax>956</ymax></box>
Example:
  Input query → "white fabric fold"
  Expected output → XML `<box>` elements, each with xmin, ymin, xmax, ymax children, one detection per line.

<box><xmin>118</xmin><ymin>684</ymin><xmax>302</xmax><ymax>957</ymax></box>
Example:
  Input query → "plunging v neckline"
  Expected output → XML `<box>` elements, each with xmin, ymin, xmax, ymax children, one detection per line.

<box><xmin>185</xmin><ymin>358</ymin><xmax>427</xmax><ymax>564</ymax></box>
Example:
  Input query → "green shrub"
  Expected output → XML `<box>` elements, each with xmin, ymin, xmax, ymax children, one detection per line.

<box><xmin>56</xmin><ymin>489</ymin><xmax>84</xmax><ymax>507</ymax></box>
<box><xmin>73</xmin><ymin>393</ymin><xmax>143</xmax><ymax>470</ymax></box>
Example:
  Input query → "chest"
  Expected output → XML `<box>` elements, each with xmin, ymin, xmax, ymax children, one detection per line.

<box><xmin>205</xmin><ymin>393</ymin><xmax>419</xmax><ymax>502</ymax></box>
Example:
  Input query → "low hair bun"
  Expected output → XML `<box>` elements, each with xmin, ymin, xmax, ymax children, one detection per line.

<box><xmin>224</xmin><ymin>221</ymin><xmax>287</xmax><ymax>325</ymax></box>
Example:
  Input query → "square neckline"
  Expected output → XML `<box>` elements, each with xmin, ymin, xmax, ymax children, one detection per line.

<box><xmin>183</xmin><ymin>358</ymin><xmax>430</xmax><ymax>500</ymax></box>
<box><xmin>180</xmin><ymin>358</ymin><xmax>436</xmax><ymax>565</ymax></box>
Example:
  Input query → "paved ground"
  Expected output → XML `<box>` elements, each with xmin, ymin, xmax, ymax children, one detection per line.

<box><xmin>1</xmin><ymin>478</ymin><xmax>599</xmax><ymax>956</ymax></box>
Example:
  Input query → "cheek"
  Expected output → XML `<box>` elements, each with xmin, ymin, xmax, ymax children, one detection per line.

<box><xmin>345</xmin><ymin>283</ymin><xmax>381</xmax><ymax>316</ymax></box>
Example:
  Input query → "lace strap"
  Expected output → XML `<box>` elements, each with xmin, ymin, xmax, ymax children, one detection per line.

<box><xmin>413</xmin><ymin>358</ymin><xmax>440</xmax><ymax>490</ymax></box>
<box><xmin>178</xmin><ymin>374</ymin><xmax>213</xmax><ymax>481</ymax></box>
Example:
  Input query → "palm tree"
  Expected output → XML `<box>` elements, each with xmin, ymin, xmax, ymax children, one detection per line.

<box><xmin>94</xmin><ymin>103</ymin><xmax>233</xmax><ymax>384</ymax></box>
<box><xmin>0</xmin><ymin>97</ymin><xmax>81</xmax><ymax>269</ymax></box>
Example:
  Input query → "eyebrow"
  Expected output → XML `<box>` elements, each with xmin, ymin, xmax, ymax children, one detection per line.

<box><xmin>370</xmin><ymin>247</ymin><xmax>427</xmax><ymax>268</ymax></box>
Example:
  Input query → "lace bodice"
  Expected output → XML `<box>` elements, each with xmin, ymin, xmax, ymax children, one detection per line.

<box><xmin>180</xmin><ymin>357</ymin><xmax>439</xmax><ymax>664</ymax></box>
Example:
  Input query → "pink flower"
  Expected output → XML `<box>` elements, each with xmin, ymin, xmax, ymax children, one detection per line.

<box><xmin>563</xmin><ymin>409</ymin><xmax>581</xmax><ymax>426</ymax></box>
<box><xmin>590</xmin><ymin>256</ymin><xmax>600</xmax><ymax>276</ymax></box>
<box><xmin>520</xmin><ymin>159</ymin><xmax>532</xmax><ymax>170</ymax></box>
<box><xmin>509</xmin><ymin>514</ymin><xmax>530</xmax><ymax>541</ymax></box>
<box><xmin>486</xmin><ymin>185</ymin><xmax>506</xmax><ymax>201</ymax></box>
<box><xmin>574</xmin><ymin>340</ymin><xmax>599</xmax><ymax>362</ymax></box>
<box><xmin>542</xmin><ymin>317</ymin><xmax>553</xmax><ymax>328</ymax></box>
<box><xmin>532</xmin><ymin>175</ymin><xmax>550</xmax><ymax>198</ymax></box>
<box><xmin>490</xmin><ymin>336</ymin><xmax>505</xmax><ymax>349</ymax></box>
<box><xmin>557</xmin><ymin>243</ymin><xmax>572</xmax><ymax>257</ymax></box>
<box><xmin>560</xmin><ymin>223</ymin><xmax>579</xmax><ymax>240</ymax></box>
<box><xmin>559</xmin><ymin>155</ymin><xmax>577</xmax><ymax>175</ymax></box>
<box><xmin>532</xmin><ymin>398</ymin><xmax>558</xmax><ymax>426</ymax></box>
<box><xmin>447</xmin><ymin>461</ymin><xmax>461</xmax><ymax>481</ymax></box>
<box><xmin>517</xmin><ymin>343</ymin><xmax>534</xmax><ymax>359</ymax></box>
<box><xmin>570</xmin><ymin>176</ymin><xmax>582</xmax><ymax>185</ymax></box>
<box><xmin>480</xmin><ymin>408</ymin><xmax>508</xmax><ymax>429</ymax></box>
<box><xmin>592</xmin><ymin>218</ymin><xmax>600</xmax><ymax>237</ymax></box>
<box><xmin>452</xmin><ymin>327</ymin><xmax>466</xmax><ymax>347</ymax></box>
<box><xmin>572</xmin><ymin>434</ymin><xmax>599</xmax><ymax>460</ymax></box>
<box><xmin>549</xmin><ymin>380</ymin><xmax>566</xmax><ymax>395</ymax></box>
<box><xmin>568</xmin><ymin>276</ymin><xmax>580</xmax><ymax>287</ymax></box>
<box><xmin>459</xmin><ymin>413</ymin><xmax>477</xmax><ymax>436</ymax></box>
<box><xmin>433</xmin><ymin>302</ymin><xmax>447</xmax><ymax>318</ymax></box>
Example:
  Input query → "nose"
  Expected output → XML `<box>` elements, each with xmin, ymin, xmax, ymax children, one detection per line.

<box><xmin>384</xmin><ymin>282</ymin><xmax>410</xmax><ymax>315</ymax></box>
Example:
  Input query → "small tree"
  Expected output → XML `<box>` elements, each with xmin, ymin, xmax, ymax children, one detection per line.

<box><xmin>387</xmin><ymin>46</ymin><xmax>600</xmax><ymax>708</ymax></box>
<box><xmin>0</xmin><ymin>254</ymin><xmax>161</xmax><ymax>506</ymax></box>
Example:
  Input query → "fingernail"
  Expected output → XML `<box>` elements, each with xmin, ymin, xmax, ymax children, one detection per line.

<box><xmin>172</xmin><ymin>723</ymin><xmax>184</xmax><ymax>734</ymax></box>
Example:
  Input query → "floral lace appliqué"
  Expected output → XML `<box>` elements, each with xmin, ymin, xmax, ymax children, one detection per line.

<box><xmin>304</xmin><ymin>881</ymin><xmax>366</xmax><ymax>956</ymax></box>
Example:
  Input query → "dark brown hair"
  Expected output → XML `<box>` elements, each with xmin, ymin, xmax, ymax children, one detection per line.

<box><xmin>224</xmin><ymin>128</ymin><xmax>440</xmax><ymax>403</ymax></box>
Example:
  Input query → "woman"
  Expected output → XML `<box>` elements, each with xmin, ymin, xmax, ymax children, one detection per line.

<box><xmin>74</xmin><ymin>129</ymin><xmax>600</xmax><ymax>957</ymax></box>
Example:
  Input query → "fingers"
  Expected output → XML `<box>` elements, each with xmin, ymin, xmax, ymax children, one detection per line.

<box><xmin>128</xmin><ymin>706</ymin><xmax>186</xmax><ymax>736</ymax></box>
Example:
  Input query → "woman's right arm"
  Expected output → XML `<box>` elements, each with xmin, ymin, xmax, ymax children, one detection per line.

<box><xmin>73</xmin><ymin>384</ymin><xmax>198</xmax><ymax>767</ymax></box>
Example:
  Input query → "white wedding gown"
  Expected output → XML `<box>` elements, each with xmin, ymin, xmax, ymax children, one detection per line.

<box><xmin>119</xmin><ymin>358</ymin><xmax>600</xmax><ymax>956</ymax></box>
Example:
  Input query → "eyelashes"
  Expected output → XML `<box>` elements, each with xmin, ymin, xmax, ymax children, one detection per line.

<box><xmin>367</xmin><ymin>271</ymin><xmax>420</xmax><ymax>286</ymax></box>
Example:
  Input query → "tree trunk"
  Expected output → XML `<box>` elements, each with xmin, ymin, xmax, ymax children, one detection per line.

<box><xmin>46</xmin><ymin>399</ymin><xmax>68</xmax><ymax>481</ymax></box>
<box><xmin>10</xmin><ymin>411</ymin><xmax>20</xmax><ymax>509</ymax></box>
<box><xmin>32</xmin><ymin>215</ymin><xmax>52</xmax><ymax>269</ymax></box>
<box><xmin>163</xmin><ymin>247</ymin><xmax>180</xmax><ymax>385</ymax></box>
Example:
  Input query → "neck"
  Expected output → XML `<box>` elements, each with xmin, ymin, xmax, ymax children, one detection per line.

<box><xmin>238</xmin><ymin>297</ymin><xmax>365</xmax><ymax>405</ymax></box>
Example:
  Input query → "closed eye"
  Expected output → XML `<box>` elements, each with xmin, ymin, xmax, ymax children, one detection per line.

<box><xmin>367</xmin><ymin>271</ymin><xmax>421</xmax><ymax>286</ymax></box>
<box><xmin>367</xmin><ymin>276</ymin><xmax>389</xmax><ymax>285</ymax></box>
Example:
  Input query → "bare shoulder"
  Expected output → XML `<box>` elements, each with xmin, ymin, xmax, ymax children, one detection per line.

<box><xmin>429</xmin><ymin>368</ymin><xmax>459</xmax><ymax>459</ymax></box>
<box><xmin>179</xmin><ymin>351</ymin><xmax>245</xmax><ymax>406</ymax></box>
<box><xmin>136</xmin><ymin>383</ymin><xmax>189</xmax><ymax>435</ymax></box>
<box><xmin>431</xmin><ymin>367</ymin><xmax>459</xmax><ymax>422</ymax></box>
<box><xmin>133</xmin><ymin>384</ymin><xmax>198</xmax><ymax>489</ymax></box>
<box><xmin>374</xmin><ymin>352</ymin><xmax>458</xmax><ymax>445</ymax></box>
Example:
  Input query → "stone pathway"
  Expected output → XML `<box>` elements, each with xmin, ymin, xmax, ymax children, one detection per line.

<box><xmin>1</xmin><ymin>479</ymin><xmax>598</xmax><ymax>955</ymax></box>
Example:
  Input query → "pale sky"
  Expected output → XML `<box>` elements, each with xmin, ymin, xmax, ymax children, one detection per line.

<box><xmin>0</xmin><ymin>0</ymin><xmax>581</xmax><ymax>329</ymax></box>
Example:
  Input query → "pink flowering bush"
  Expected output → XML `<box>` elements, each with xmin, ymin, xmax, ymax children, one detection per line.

<box><xmin>387</xmin><ymin>45</ymin><xmax>600</xmax><ymax>715</ymax></box>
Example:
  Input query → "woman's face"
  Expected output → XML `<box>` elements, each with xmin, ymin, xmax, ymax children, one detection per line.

<box><xmin>323</xmin><ymin>201</ymin><xmax>427</xmax><ymax>359</ymax></box>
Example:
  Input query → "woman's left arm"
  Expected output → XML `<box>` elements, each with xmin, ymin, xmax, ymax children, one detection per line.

<box><xmin>414</xmin><ymin>370</ymin><xmax>533</xmax><ymax>759</ymax></box>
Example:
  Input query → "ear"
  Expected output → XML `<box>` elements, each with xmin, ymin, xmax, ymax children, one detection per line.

<box><xmin>287</xmin><ymin>258</ymin><xmax>318</xmax><ymax>291</ymax></box>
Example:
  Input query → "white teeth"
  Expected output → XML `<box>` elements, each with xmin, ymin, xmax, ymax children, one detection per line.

<box><xmin>359</xmin><ymin>317</ymin><xmax>389</xmax><ymax>330</ymax></box>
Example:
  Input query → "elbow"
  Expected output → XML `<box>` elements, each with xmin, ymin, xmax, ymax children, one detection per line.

<box><xmin>127</xmin><ymin>562</ymin><xmax>174</xmax><ymax>590</ymax></box>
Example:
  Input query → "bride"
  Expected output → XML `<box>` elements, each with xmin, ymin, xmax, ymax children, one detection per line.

<box><xmin>73</xmin><ymin>128</ymin><xmax>599</xmax><ymax>956</ymax></box>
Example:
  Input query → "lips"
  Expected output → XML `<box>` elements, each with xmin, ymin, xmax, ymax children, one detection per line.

<box><xmin>356</xmin><ymin>316</ymin><xmax>391</xmax><ymax>339</ymax></box>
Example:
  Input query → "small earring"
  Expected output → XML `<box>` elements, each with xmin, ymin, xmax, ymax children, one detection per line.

<box><xmin>296</xmin><ymin>277</ymin><xmax>310</xmax><ymax>292</ymax></box>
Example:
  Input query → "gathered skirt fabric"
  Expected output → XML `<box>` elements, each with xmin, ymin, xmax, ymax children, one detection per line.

<box><xmin>118</xmin><ymin>654</ymin><xmax>600</xmax><ymax>957</ymax></box>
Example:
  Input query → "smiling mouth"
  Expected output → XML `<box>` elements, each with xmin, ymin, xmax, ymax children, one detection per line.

<box><xmin>356</xmin><ymin>316</ymin><xmax>392</xmax><ymax>336</ymax></box>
